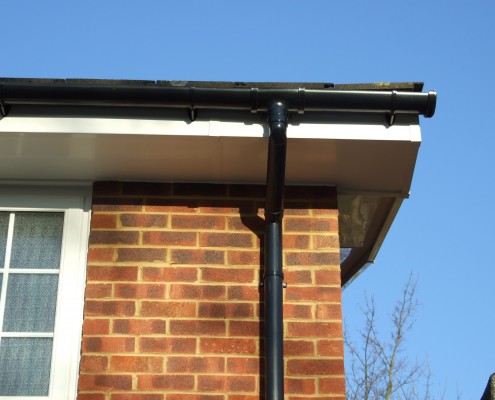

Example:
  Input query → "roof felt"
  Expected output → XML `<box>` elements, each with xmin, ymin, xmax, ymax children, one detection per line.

<box><xmin>0</xmin><ymin>77</ymin><xmax>424</xmax><ymax>92</ymax></box>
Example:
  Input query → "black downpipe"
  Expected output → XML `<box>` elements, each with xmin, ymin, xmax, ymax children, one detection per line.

<box><xmin>264</xmin><ymin>102</ymin><xmax>288</xmax><ymax>400</ymax></box>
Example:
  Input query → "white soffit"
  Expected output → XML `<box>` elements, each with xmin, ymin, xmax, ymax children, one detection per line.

<box><xmin>0</xmin><ymin>114</ymin><xmax>421</xmax><ymax>194</ymax></box>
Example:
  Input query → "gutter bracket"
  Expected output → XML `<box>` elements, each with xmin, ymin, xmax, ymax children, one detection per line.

<box><xmin>0</xmin><ymin>102</ymin><xmax>8</xmax><ymax>120</ymax></box>
<box><xmin>250</xmin><ymin>88</ymin><xmax>258</xmax><ymax>113</ymax></box>
<box><xmin>189</xmin><ymin>87</ymin><xmax>197</xmax><ymax>121</ymax></box>
<box><xmin>387</xmin><ymin>90</ymin><xmax>397</xmax><ymax>126</ymax></box>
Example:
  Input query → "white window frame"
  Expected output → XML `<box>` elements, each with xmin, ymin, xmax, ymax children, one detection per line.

<box><xmin>0</xmin><ymin>184</ymin><xmax>91</xmax><ymax>400</ymax></box>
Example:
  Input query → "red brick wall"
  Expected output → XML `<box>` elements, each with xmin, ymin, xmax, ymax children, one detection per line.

<box><xmin>78</xmin><ymin>182</ymin><xmax>345</xmax><ymax>400</ymax></box>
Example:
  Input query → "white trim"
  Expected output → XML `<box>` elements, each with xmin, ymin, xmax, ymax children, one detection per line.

<box><xmin>0</xmin><ymin>185</ymin><xmax>91</xmax><ymax>400</ymax></box>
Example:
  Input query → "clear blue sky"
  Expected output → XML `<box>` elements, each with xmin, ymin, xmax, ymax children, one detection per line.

<box><xmin>2</xmin><ymin>0</ymin><xmax>494</xmax><ymax>398</ymax></box>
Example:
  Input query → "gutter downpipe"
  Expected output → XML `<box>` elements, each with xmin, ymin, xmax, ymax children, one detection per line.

<box><xmin>264</xmin><ymin>102</ymin><xmax>288</xmax><ymax>400</ymax></box>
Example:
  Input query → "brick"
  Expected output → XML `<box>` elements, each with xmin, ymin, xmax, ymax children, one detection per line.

<box><xmin>228</xmin><ymin>184</ymin><xmax>264</xmax><ymax>198</ymax></box>
<box><xmin>80</xmin><ymin>355</ymin><xmax>108</xmax><ymax>372</ymax></box>
<box><xmin>139</xmin><ymin>337</ymin><xmax>196</xmax><ymax>354</ymax></box>
<box><xmin>109</xmin><ymin>356</ymin><xmax>163</xmax><ymax>373</ymax></box>
<box><xmin>78</xmin><ymin>374</ymin><xmax>132</xmax><ymax>391</ymax></box>
<box><xmin>144</xmin><ymin>199</ymin><xmax>198</xmax><ymax>213</ymax></box>
<box><xmin>83</xmin><ymin>319</ymin><xmax>110</xmax><ymax>335</ymax></box>
<box><xmin>142</xmin><ymin>267</ymin><xmax>198</xmax><ymax>282</ymax></box>
<box><xmin>286</xmin><ymin>251</ymin><xmax>340</xmax><ymax>266</ymax></box>
<box><xmin>82</xmin><ymin>337</ymin><xmax>135</xmax><ymax>353</ymax></box>
<box><xmin>199</xmin><ymin>303</ymin><xmax>253</xmax><ymax>319</ymax></box>
<box><xmin>121</xmin><ymin>182</ymin><xmax>172</xmax><ymax>196</ymax></box>
<box><xmin>173</xmin><ymin>183</ymin><xmax>227</xmax><ymax>197</ymax></box>
<box><xmin>318</xmin><ymin>377</ymin><xmax>346</xmax><ymax>394</ymax></box>
<box><xmin>283</xmin><ymin>235</ymin><xmax>310</xmax><ymax>249</ymax></box>
<box><xmin>284</xmin><ymin>207</ymin><xmax>310</xmax><ymax>216</ymax></box>
<box><xmin>312</xmin><ymin>207</ymin><xmax>339</xmax><ymax>216</ymax></box>
<box><xmin>284</xmin><ymin>270</ymin><xmax>312</xmax><ymax>284</ymax></box>
<box><xmin>87</xmin><ymin>266</ymin><xmax>138</xmax><ymax>282</ymax></box>
<box><xmin>137</xmin><ymin>374</ymin><xmax>194</xmax><ymax>391</ymax></box>
<box><xmin>85</xmin><ymin>283</ymin><xmax>112</xmax><ymax>298</ymax></box>
<box><xmin>87</xmin><ymin>247</ymin><xmax>115</xmax><ymax>262</ymax></box>
<box><xmin>201</xmin><ymin>267</ymin><xmax>254</xmax><ymax>283</ymax></box>
<box><xmin>317</xmin><ymin>340</ymin><xmax>344</xmax><ymax>357</ymax></box>
<box><xmin>287</xmin><ymin>359</ymin><xmax>344</xmax><ymax>376</ymax></box>
<box><xmin>120</xmin><ymin>213</ymin><xmax>168</xmax><ymax>228</ymax></box>
<box><xmin>229</xmin><ymin>321</ymin><xmax>260</xmax><ymax>337</ymax></box>
<box><xmin>142</xmin><ymin>231</ymin><xmax>196</xmax><ymax>246</ymax></box>
<box><xmin>172</xmin><ymin>215</ymin><xmax>225</xmax><ymax>230</ymax></box>
<box><xmin>199</xmin><ymin>232</ymin><xmax>253</xmax><ymax>248</ymax></box>
<box><xmin>227</xmin><ymin>376</ymin><xmax>256</xmax><ymax>392</ymax></box>
<box><xmin>85</xmin><ymin>300</ymin><xmax>135</xmax><ymax>317</ymax></box>
<box><xmin>285</xmin><ymin>378</ymin><xmax>316</xmax><ymax>394</ymax></box>
<box><xmin>227</xmin><ymin>396</ymin><xmax>260</xmax><ymax>400</ymax></box>
<box><xmin>197</xmin><ymin>375</ymin><xmax>225</xmax><ymax>392</ymax></box>
<box><xmin>285</xmin><ymin>185</ymin><xmax>337</xmax><ymax>201</ymax></box>
<box><xmin>93</xmin><ymin>181</ymin><xmax>121</xmax><ymax>195</ymax></box>
<box><xmin>285</xmin><ymin>286</ymin><xmax>341</xmax><ymax>302</ymax></box>
<box><xmin>313</xmin><ymin>234</ymin><xmax>339</xmax><ymax>249</ymax></box>
<box><xmin>90</xmin><ymin>231</ymin><xmax>138</xmax><ymax>245</ymax></box>
<box><xmin>227</xmin><ymin>357</ymin><xmax>261</xmax><ymax>374</ymax></box>
<box><xmin>227</xmin><ymin>215</ymin><xmax>264</xmax><ymax>233</ymax></box>
<box><xmin>92</xmin><ymin>201</ymin><xmax>143</xmax><ymax>213</ymax></box>
<box><xmin>78</xmin><ymin>394</ymin><xmax>106</xmax><ymax>400</ymax></box>
<box><xmin>170</xmin><ymin>320</ymin><xmax>226</xmax><ymax>336</ymax></box>
<box><xmin>200</xmin><ymin>338</ymin><xmax>256</xmax><ymax>355</ymax></box>
<box><xmin>167</xmin><ymin>395</ymin><xmax>222</xmax><ymax>400</ymax></box>
<box><xmin>228</xmin><ymin>285</ymin><xmax>260</xmax><ymax>301</ymax></box>
<box><xmin>117</xmin><ymin>248</ymin><xmax>166</xmax><ymax>262</ymax></box>
<box><xmin>167</xmin><ymin>356</ymin><xmax>224</xmax><ymax>373</ymax></box>
<box><xmin>227</xmin><ymin>250</ymin><xmax>260</xmax><ymax>266</ymax></box>
<box><xmin>314</xmin><ymin>269</ymin><xmax>341</xmax><ymax>285</ymax></box>
<box><xmin>284</xmin><ymin>218</ymin><xmax>337</xmax><ymax>232</ymax></box>
<box><xmin>287</xmin><ymin>322</ymin><xmax>342</xmax><ymax>338</ymax></box>
<box><xmin>111</xmin><ymin>394</ymin><xmax>164</xmax><ymax>400</ymax></box>
<box><xmin>171</xmin><ymin>249</ymin><xmax>224</xmax><ymax>265</ymax></box>
<box><xmin>113</xmin><ymin>319</ymin><xmax>166</xmax><ymax>335</ymax></box>
<box><xmin>140</xmin><ymin>301</ymin><xmax>196</xmax><ymax>318</ymax></box>
<box><xmin>169</xmin><ymin>284</ymin><xmax>225</xmax><ymax>300</ymax></box>
<box><xmin>315</xmin><ymin>304</ymin><xmax>342</xmax><ymax>320</ymax></box>
<box><xmin>91</xmin><ymin>214</ymin><xmax>118</xmax><ymax>229</ymax></box>
<box><xmin>198</xmin><ymin>376</ymin><xmax>254</xmax><ymax>393</ymax></box>
<box><xmin>283</xmin><ymin>304</ymin><xmax>313</xmax><ymax>319</ymax></box>
<box><xmin>284</xmin><ymin>340</ymin><xmax>315</xmax><ymax>356</ymax></box>
<box><xmin>114</xmin><ymin>283</ymin><xmax>165</xmax><ymax>299</ymax></box>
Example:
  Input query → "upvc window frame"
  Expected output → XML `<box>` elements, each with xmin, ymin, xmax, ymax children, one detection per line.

<box><xmin>0</xmin><ymin>184</ymin><xmax>91</xmax><ymax>400</ymax></box>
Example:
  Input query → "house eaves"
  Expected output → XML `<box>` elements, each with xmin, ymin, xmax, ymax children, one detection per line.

<box><xmin>0</xmin><ymin>78</ymin><xmax>436</xmax><ymax>285</ymax></box>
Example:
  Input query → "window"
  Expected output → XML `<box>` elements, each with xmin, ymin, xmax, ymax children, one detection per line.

<box><xmin>0</xmin><ymin>186</ymin><xmax>91</xmax><ymax>399</ymax></box>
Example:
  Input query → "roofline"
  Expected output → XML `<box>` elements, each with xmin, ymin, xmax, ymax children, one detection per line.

<box><xmin>0</xmin><ymin>78</ymin><xmax>436</xmax><ymax>121</ymax></box>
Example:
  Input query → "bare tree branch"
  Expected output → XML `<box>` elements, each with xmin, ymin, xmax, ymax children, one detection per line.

<box><xmin>345</xmin><ymin>274</ymin><xmax>457</xmax><ymax>400</ymax></box>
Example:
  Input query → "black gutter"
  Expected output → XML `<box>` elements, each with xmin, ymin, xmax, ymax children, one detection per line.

<box><xmin>0</xmin><ymin>81</ymin><xmax>436</xmax><ymax>120</ymax></box>
<box><xmin>264</xmin><ymin>102</ymin><xmax>288</xmax><ymax>400</ymax></box>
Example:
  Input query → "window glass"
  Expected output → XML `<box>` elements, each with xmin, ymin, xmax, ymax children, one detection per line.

<box><xmin>0</xmin><ymin>212</ymin><xmax>63</xmax><ymax>397</ymax></box>
<box><xmin>0</xmin><ymin>212</ymin><xmax>8</xmax><ymax>267</ymax></box>
<box><xmin>4</xmin><ymin>274</ymin><xmax>59</xmax><ymax>332</ymax></box>
<box><xmin>10</xmin><ymin>212</ymin><xmax>64</xmax><ymax>269</ymax></box>
<box><xmin>0</xmin><ymin>338</ymin><xmax>53</xmax><ymax>396</ymax></box>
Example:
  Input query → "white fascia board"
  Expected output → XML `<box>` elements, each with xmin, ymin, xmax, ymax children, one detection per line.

<box><xmin>0</xmin><ymin>114</ymin><xmax>421</xmax><ymax>193</ymax></box>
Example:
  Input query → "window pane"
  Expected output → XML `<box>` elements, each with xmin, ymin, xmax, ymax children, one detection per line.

<box><xmin>10</xmin><ymin>212</ymin><xmax>64</xmax><ymax>269</ymax></box>
<box><xmin>4</xmin><ymin>274</ymin><xmax>59</xmax><ymax>332</ymax></box>
<box><xmin>0</xmin><ymin>337</ymin><xmax>53</xmax><ymax>396</ymax></box>
<box><xmin>0</xmin><ymin>212</ymin><xmax>8</xmax><ymax>267</ymax></box>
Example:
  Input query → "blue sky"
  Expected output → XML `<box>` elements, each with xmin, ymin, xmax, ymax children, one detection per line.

<box><xmin>2</xmin><ymin>0</ymin><xmax>494</xmax><ymax>398</ymax></box>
